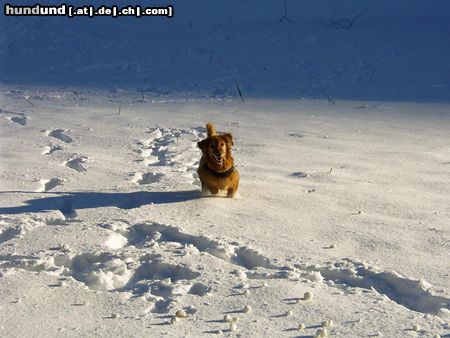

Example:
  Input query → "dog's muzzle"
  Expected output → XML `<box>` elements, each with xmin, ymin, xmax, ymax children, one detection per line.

<box><xmin>212</xmin><ymin>153</ymin><xmax>223</xmax><ymax>164</ymax></box>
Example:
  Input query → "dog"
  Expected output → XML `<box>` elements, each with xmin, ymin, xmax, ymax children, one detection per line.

<box><xmin>197</xmin><ymin>123</ymin><xmax>239</xmax><ymax>197</ymax></box>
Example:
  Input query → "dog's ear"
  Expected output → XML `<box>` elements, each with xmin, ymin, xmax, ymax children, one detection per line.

<box><xmin>206</xmin><ymin>123</ymin><xmax>217</xmax><ymax>137</ymax></box>
<box><xmin>222</xmin><ymin>133</ymin><xmax>233</xmax><ymax>147</ymax></box>
<box><xmin>197</xmin><ymin>139</ymin><xmax>208</xmax><ymax>152</ymax></box>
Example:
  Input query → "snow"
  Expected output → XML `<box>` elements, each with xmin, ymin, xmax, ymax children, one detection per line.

<box><xmin>1</xmin><ymin>1</ymin><xmax>450</xmax><ymax>337</ymax></box>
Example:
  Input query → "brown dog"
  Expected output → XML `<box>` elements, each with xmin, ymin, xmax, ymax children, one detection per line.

<box><xmin>197</xmin><ymin>123</ymin><xmax>239</xmax><ymax>197</ymax></box>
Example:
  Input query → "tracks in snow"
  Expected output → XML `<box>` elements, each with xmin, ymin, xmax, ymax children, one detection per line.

<box><xmin>38</xmin><ymin>128</ymin><xmax>89</xmax><ymax>191</ymax></box>
<box><xmin>307</xmin><ymin>260</ymin><xmax>450</xmax><ymax>315</ymax></box>
<box><xmin>0</xmin><ymin>216</ymin><xmax>449</xmax><ymax>316</ymax></box>
<box><xmin>133</xmin><ymin>126</ymin><xmax>205</xmax><ymax>187</ymax></box>
<box><xmin>43</xmin><ymin>130</ymin><xmax>89</xmax><ymax>173</ymax></box>
<box><xmin>11</xmin><ymin>125</ymin><xmax>204</xmax><ymax>219</ymax></box>
<box><xmin>0</xmin><ymin>216</ymin><xmax>44</xmax><ymax>246</ymax></box>
<box><xmin>2</xmin><ymin>114</ymin><xmax>448</xmax><ymax>317</ymax></box>
<box><xmin>120</xmin><ymin>222</ymin><xmax>275</xmax><ymax>270</ymax></box>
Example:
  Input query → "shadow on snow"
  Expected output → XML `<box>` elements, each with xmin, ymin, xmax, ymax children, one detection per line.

<box><xmin>0</xmin><ymin>190</ymin><xmax>201</xmax><ymax>217</ymax></box>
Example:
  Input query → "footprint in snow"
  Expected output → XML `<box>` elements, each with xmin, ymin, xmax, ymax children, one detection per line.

<box><xmin>132</xmin><ymin>172</ymin><xmax>164</xmax><ymax>185</ymax></box>
<box><xmin>291</xmin><ymin>172</ymin><xmax>308</xmax><ymax>178</ymax></box>
<box><xmin>64</xmin><ymin>155</ymin><xmax>89</xmax><ymax>172</ymax></box>
<box><xmin>36</xmin><ymin>178</ymin><xmax>63</xmax><ymax>192</ymax></box>
<box><xmin>0</xmin><ymin>226</ymin><xmax>21</xmax><ymax>244</ymax></box>
<box><xmin>46</xmin><ymin>129</ymin><xmax>73</xmax><ymax>143</ymax></box>
<box><xmin>288</xmin><ymin>132</ymin><xmax>303</xmax><ymax>138</ymax></box>
<box><xmin>42</xmin><ymin>144</ymin><xmax>63</xmax><ymax>155</ymax></box>
<box><xmin>7</xmin><ymin>115</ymin><xmax>28</xmax><ymax>126</ymax></box>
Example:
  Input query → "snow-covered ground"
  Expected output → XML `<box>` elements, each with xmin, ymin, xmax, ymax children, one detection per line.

<box><xmin>1</xmin><ymin>1</ymin><xmax>450</xmax><ymax>337</ymax></box>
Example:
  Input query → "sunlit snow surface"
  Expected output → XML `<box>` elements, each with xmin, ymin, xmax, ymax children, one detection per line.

<box><xmin>1</xmin><ymin>1</ymin><xmax>450</xmax><ymax>337</ymax></box>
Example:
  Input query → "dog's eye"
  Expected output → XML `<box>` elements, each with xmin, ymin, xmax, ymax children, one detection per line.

<box><xmin>219</xmin><ymin>142</ymin><xmax>224</xmax><ymax>147</ymax></box>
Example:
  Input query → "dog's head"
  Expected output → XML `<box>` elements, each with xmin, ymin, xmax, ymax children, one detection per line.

<box><xmin>197</xmin><ymin>133</ymin><xmax>233</xmax><ymax>166</ymax></box>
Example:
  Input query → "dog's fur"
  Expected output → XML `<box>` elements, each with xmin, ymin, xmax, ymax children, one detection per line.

<box><xmin>197</xmin><ymin>123</ymin><xmax>239</xmax><ymax>197</ymax></box>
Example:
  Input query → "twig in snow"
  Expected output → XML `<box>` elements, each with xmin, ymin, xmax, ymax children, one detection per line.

<box><xmin>368</xmin><ymin>68</ymin><xmax>377</xmax><ymax>84</ymax></box>
<box><xmin>320</xmin><ymin>87</ymin><xmax>335</xmax><ymax>105</ymax></box>
<box><xmin>310</xmin><ymin>77</ymin><xmax>335</xmax><ymax>105</ymax></box>
<box><xmin>0</xmin><ymin>108</ymin><xmax>24</xmax><ymax>116</ymax></box>
<box><xmin>235</xmin><ymin>83</ymin><xmax>245</xmax><ymax>103</ymax></box>
<box><xmin>323</xmin><ymin>9</ymin><xmax>367</xmax><ymax>30</ymax></box>
<box><xmin>277</xmin><ymin>1</ymin><xmax>291</xmax><ymax>23</ymax></box>
<box><xmin>23</xmin><ymin>96</ymin><xmax>36</xmax><ymax>107</ymax></box>
<box><xmin>190</xmin><ymin>23</ymin><xmax>244</xmax><ymax>103</ymax></box>
<box><xmin>216</xmin><ymin>58</ymin><xmax>245</xmax><ymax>103</ymax></box>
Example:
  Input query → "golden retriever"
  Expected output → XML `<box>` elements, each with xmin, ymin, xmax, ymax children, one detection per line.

<box><xmin>197</xmin><ymin>123</ymin><xmax>239</xmax><ymax>197</ymax></box>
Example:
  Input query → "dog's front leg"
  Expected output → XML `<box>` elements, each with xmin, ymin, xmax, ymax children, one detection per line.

<box><xmin>201</xmin><ymin>182</ymin><xmax>208</xmax><ymax>193</ymax></box>
<box><xmin>208</xmin><ymin>186</ymin><xmax>219</xmax><ymax>195</ymax></box>
<box><xmin>227</xmin><ymin>186</ymin><xmax>237</xmax><ymax>198</ymax></box>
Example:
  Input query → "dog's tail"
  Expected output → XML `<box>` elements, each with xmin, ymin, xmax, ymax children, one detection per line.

<box><xmin>206</xmin><ymin>123</ymin><xmax>217</xmax><ymax>137</ymax></box>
